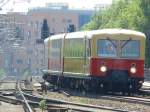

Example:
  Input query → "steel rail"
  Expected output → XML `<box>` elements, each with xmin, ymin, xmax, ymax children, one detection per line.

<box><xmin>95</xmin><ymin>95</ymin><xmax>150</xmax><ymax>106</ymax></box>
<box><xmin>0</xmin><ymin>94</ymin><xmax>22</xmax><ymax>104</ymax></box>
<box><xmin>21</xmin><ymin>91</ymin><xmax>129</xmax><ymax>112</ymax></box>
<box><xmin>16</xmin><ymin>80</ymin><xmax>34</xmax><ymax>112</ymax></box>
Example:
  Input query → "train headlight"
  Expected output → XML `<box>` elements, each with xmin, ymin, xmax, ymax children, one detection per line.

<box><xmin>130</xmin><ymin>67</ymin><xmax>136</xmax><ymax>74</ymax></box>
<box><xmin>100</xmin><ymin>66</ymin><xmax>107</xmax><ymax>72</ymax></box>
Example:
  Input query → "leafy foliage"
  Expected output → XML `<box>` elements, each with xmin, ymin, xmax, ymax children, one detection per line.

<box><xmin>83</xmin><ymin>0</ymin><xmax>150</xmax><ymax>68</ymax></box>
<box><xmin>140</xmin><ymin>0</ymin><xmax>150</xmax><ymax>68</ymax></box>
<box><xmin>83</xmin><ymin>0</ymin><xmax>146</xmax><ymax>30</ymax></box>
<box><xmin>39</xmin><ymin>99</ymin><xmax>47</xmax><ymax>112</ymax></box>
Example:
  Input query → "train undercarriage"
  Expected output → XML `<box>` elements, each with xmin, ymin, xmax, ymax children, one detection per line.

<box><xmin>43</xmin><ymin>71</ymin><xmax>144</xmax><ymax>94</ymax></box>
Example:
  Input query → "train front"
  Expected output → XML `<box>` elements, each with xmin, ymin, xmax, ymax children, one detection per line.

<box><xmin>90</xmin><ymin>30</ymin><xmax>146</xmax><ymax>91</ymax></box>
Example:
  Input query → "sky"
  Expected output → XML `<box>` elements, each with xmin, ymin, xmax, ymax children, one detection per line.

<box><xmin>0</xmin><ymin>0</ymin><xmax>112</xmax><ymax>13</ymax></box>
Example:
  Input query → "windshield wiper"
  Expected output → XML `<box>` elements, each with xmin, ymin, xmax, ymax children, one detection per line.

<box><xmin>121</xmin><ymin>38</ymin><xmax>132</xmax><ymax>49</ymax></box>
<box><xmin>106</xmin><ymin>37</ymin><xmax>117</xmax><ymax>48</ymax></box>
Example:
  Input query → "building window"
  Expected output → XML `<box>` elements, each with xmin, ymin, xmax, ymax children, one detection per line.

<box><xmin>67</xmin><ymin>19</ymin><xmax>72</xmax><ymax>23</ymax></box>
<box><xmin>41</xmin><ymin>59</ymin><xmax>43</xmax><ymax>66</ymax></box>
<box><xmin>28</xmin><ymin>22</ymin><xmax>31</xmax><ymax>26</ymax></box>
<box><xmin>37</xmin><ymin>59</ymin><xmax>39</xmax><ymax>64</ymax></box>
<box><xmin>27</xmin><ymin>58</ymin><xmax>31</xmax><ymax>65</ymax></box>
<box><xmin>34</xmin><ymin>30</ymin><xmax>39</xmax><ymax>37</ymax></box>
<box><xmin>30</xmin><ymin>21</ymin><xmax>33</xmax><ymax>27</ymax></box>
<box><xmin>16</xmin><ymin>59</ymin><xmax>23</xmax><ymax>64</ymax></box>
<box><xmin>36</xmin><ymin>21</ymin><xmax>39</xmax><ymax>28</ymax></box>
<box><xmin>62</xmin><ymin>18</ymin><xmax>66</xmax><ymax>23</ymax></box>
<box><xmin>63</xmin><ymin>27</ymin><xmax>66</xmax><ymax>33</ymax></box>
<box><xmin>28</xmin><ymin>21</ymin><xmax>33</xmax><ymax>27</ymax></box>
<box><xmin>35</xmin><ymin>49</ymin><xmax>38</xmax><ymax>56</ymax></box>
<box><xmin>27</xmin><ymin>31</ymin><xmax>31</xmax><ymax>39</ymax></box>
<box><xmin>52</xmin><ymin>28</ymin><xmax>55</xmax><ymax>33</ymax></box>
<box><xmin>40</xmin><ymin>50</ymin><xmax>44</xmax><ymax>54</ymax></box>
<box><xmin>27</xmin><ymin>49</ymin><xmax>33</xmax><ymax>54</ymax></box>
<box><xmin>40</xmin><ymin>21</ymin><xmax>43</xmax><ymax>26</ymax></box>
<box><xmin>52</xmin><ymin>18</ymin><xmax>55</xmax><ymax>22</ymax></box>
<box><xmin>36</xmin><ymin>68</ymin><xmax>39</xmax><ymax>74</ymax></box>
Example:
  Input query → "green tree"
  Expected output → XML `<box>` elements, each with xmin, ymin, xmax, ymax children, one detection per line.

<box><xmin>83</xmin><ymin>0</ymin><xmax>146</xmax><ymax>30</ymax></box>
<box><xmin>140</xmin><ymin>0</ymin><xmax>150</xmax><ymax>68</ymax></box>
<box><xmin>41</xmin><ymin>19</ymin><xmax>50</xmax><ymax>40</ymax></box>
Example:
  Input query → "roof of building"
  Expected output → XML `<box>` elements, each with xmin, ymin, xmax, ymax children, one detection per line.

<box><xmin>28</xmin><ymin>6</ymin><xmax>94</xmax><ymax>15</ymax></box>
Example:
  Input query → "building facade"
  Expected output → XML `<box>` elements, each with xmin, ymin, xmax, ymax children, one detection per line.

<box><xmin>2</xmin><ymin>3</ymin><xmax>94</xmax><ymax>75</ymax></box>
<box><xmin>0</xmin><ymin>13</ymin><xmax>27</xmax><ymax>75</ymax></box>
<box><xmin>24</xmin><ymin>4</ymin><xmax>94</xmax><ymax>75</ymax></box>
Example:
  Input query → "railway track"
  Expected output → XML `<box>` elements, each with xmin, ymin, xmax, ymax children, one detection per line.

<box><xmin>22</xmin><ymin>92</ymin><xmax>128</xmax><ymax>112</ymax></box>
<box><xmin>31</xmin><ymin>78</ymin><xmax>150</xmax><ymax>112</ymax></box>
<box><xmin>95</xmin><ymin>95</ymin><xmax>150</xmax><ymax>106</ymax></box>
<box><xmin>1</xmin><ymin>77</ymin><xmax>150</xmax><ymax>112</ymax></box>
<box><xmin>22</xmin><ymin>85</ymin><xmax>127</xmax><ymax>111</ymax></box>
<box><xmin>21</xmin><ymin>79</ymin><xmax>133</xmax><ymax>112</ymax></box>
<box><xmin>0</xmin><ymin>79</ymin><xmax>66</xmax><ymax>112</ymax></box>
<box><xmin>56</xmin><ymin>89</ymin><xmax>150</xmax><ymax>106</ymax></box>
<box><xmin>20</xmin><ymin>78</ymin><xmax>150</xmax><ymax>112</ymax></box>
<box><xmin>21</xmin><ymin>79</ymin><xmax>150</xmax><ymax>112</ymax></box>
<box><xmin>31</xmin><ymin>88</ymin><xmax>150</xmax><ymax>112</ymax></box>
<box><xmin>0</xmin><ymin>77</ymin><xmax>28</xmax><ymax>112</ymax></box>
<box><xmin>16</xmin><ymin>80</ymin><xmax>34</xmax><ymax>112</ymax></box>
<box><xmin>0</xmin><ymin>80</ymin><xmax>34</xmax><ymax>112</ymax></box>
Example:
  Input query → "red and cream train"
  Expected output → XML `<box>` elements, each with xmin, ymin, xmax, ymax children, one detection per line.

<box><xmin>43</xmin><ymin>29</ymin><xmax>146</xmax><ymax>92</ymax></box>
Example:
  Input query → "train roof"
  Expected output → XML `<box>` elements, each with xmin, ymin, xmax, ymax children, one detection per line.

<box><xmin>44</xmin><ymin>29</ymin><xmax>146</xmax><ymax>42</ymax></box>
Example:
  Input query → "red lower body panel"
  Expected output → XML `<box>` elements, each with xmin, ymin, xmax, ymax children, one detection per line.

<box><xmin>90</xmin><ymin>58</ymin><xmax>144</xmax><ymax>78</ymax></box>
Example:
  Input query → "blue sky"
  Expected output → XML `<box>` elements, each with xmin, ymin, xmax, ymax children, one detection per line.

<box><xmin>1</xmin><ymin>0</ymin><xmax>112</xmax><ymax>12</ymax></box>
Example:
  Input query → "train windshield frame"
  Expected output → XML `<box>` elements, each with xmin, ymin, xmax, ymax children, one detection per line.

<box><xmin>97</xmin><ymin>39</ymin><xmax>140</xmax><ymax>58</ymax></box>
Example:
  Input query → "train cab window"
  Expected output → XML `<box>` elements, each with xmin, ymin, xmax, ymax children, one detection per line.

<box><xmin>121</xmin><ymin>40</ymin><xmax>140</xmax><ymax>58</ymax></box>
<box><xmin>97</xmin><ymin>39</ymin><xmax>117</xmax><ymax>57</ymax></box>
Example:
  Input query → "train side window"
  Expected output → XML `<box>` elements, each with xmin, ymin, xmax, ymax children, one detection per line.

<box><xmin>51</xmin><ymin>39</ymin><xmax>61</xmax><ymax>57</ymax></box>
<box><xmin>65</xmin><ymin>38</ymin><xmax>84</xmax><ymax>57</ymax></box>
